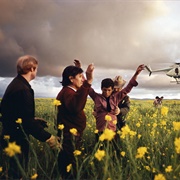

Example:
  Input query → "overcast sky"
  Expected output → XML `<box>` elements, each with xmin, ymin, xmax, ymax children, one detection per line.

<box><xmin>0</xmin><ymin>0</ymin><xmax>180</xmax><ymax>99</ymax></box>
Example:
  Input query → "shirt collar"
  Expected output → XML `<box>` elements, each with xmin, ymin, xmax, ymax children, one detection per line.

<box><xmin>67</xmin><ymin>86</ymin><xmax>77</xmax><ymax>92</ymax></box>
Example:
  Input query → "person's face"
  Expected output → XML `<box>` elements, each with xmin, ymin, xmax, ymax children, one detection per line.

<box><xmin>70</xmin><ymin>73</ymin><xmax>84</xmax><ymax>90</ymax></box>
<box><xmin>31</xmin><ymin>65</ymin><xmax>38</xmax><ymax>80</ymax></box>
<box><xmin>114</xmin><ymin>87</ymin><xmax>122</xmax><ymax>92</ymax></box>
<box><xmin>101</xmin><ymin>87</ymin><xmax>113</xmax><ymax>98</ymax></box>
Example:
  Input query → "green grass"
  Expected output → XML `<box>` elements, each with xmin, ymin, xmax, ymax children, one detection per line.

<box><xmin>0</xmin><ymin>98</ymin><xmax>180</xmax><ymax>179</ymax></box>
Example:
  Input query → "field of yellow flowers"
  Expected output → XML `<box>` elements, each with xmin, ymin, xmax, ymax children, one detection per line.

<box><xmin>0</xmin><ymin>98</ymin><xmax>180</xmax><ymax>180</ymax></box>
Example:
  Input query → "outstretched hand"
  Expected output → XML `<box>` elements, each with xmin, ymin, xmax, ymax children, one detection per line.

<box><xmin>135</xmin><ymin>64</ymin><xmax>145</xmax><ymax>75</ymax></box>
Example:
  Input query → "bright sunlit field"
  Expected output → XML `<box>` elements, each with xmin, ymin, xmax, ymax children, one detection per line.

<box><xmin>0</xmin><ymin>98</ymin><xmax>180</xmax><ymax>180</ymax></box>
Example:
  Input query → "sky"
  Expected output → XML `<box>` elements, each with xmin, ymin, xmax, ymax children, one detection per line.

<box><xmin>0</xmin><ymin>0</ymin><xmax>180</xmax><ymax>99</ymax></box>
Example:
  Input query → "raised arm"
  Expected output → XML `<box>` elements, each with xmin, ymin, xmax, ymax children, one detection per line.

<box><xmin>132</xmin><ymin>64</ymin><xmax>145</xmax><ymax>81</ymax></box>
<box><xmin>74</xmin><ymin>59</ymin><xmax>81</xmax><ymax>68</ymax></box>
<box><xmin>74</xmin><ymin>59</ymin><xmax>94</xmax><ymax>85</ymax></box>
<box><xmin>86</xmin><ymin>63</ymin><xmax>94</xmax><ymax>85</ymax></box>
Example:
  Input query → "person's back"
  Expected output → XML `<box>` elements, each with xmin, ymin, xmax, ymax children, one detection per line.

<box><xmin>1</xmin><ymin>75</ymin><xmax>34</xmax><ymax>136</ymax></box>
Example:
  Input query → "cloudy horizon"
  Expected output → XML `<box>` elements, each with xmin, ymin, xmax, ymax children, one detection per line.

<box><xmin>0</xmin><ymin>0</ymin><xmax>180</xmax><ymax>99</ymax></box>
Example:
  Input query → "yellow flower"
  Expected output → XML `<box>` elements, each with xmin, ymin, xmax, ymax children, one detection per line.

<box><xmin>161</xmin><ymin>120</ymin><xmax>166</xmax><ymax>126</ymax></box>
<box><xmin>99</xmin><ymin>128</ymin><xmax>115</xmax><ymax>141</ymax></box>
<box><xmin>173</xmin><ymin>122</ymin><xmax>180</xmax><ymax>131</ymax></box>
<box><xmin>94</xmin><ymin>149</ymin><xmax>105</xmax><ymax>161</ymax></box>
<box><xmin>4</xmin><ymin>135</ymin><xmax>10</xmax><ymax>140</ymax></box>
<box><xmin>4</xmin><ymin>142</ymin><xmax>21</xmax><ymax>157</ymax></box>
<box><xmin>138</xmin><ymin>134</ymin><xmax>142</xmax><ymax>139</ymax></box>
<box><xmin>165</xmin><ymin>165</ymin><xmax>173</xmax><ymax>173</ymax></box>
<box><xmin>94</xmin><ymin>129</ymin><xmax>98</xmax><ymax>134</ymax></box>
<box><xmin>53</xmin><ymin>99</ymin><xmax>61</xmax><ymax>106</ymax></box>
<box><xmin>117</xmin><ymin>130</ymin><xmax>121</xmax><ymax>135</ymax></box>
<box><xmin>120</xmin><ymin>125</ymin><xmax>131</xmax><ymax>139</ymax></box>
<box><xmin>58</xmin><ymin>124</ymin><xmax>64</xmax><ymax>130</ymax></box>
<box><xmin>136</xmin><ymin>147</ymin><xmax>148</xmax><ymax>158</ymax></box>
<box><xmin>70</xmin><ymin>128</ymin><xmax>78</xmax><ymax>136</ymax></box>
<box><xmin>174</xmin><ymin>137</ymin><xmax>180</xmax><ymax>154</ymax></box>
<box><xmin>73</xmin><ymin>150</ymin><xmax>81</xmax><ymax>156</ymax></box>
<box><xmin>99</xmin><ymin>134</ymin><xmax>105</xmax><ymax>141</ymax></box>
<box><xmin>129</xmin><ymin>130</ymin><xmax>137</xmax><ymax>137</ymax></box>
<box><xmin>0</xmin><ymin>167</ymin><xmax>2</xmax><ymax>172</ymax></box>
<box><xmin>113</xmin><ymin>120</ymin><xmax>117</xmax><ymax>125</ymax></box>
<box><xmin>145</xmin><ymin>166</ymin><xmax>150</xmax><ymax>171</ymax></box>
<box><xmin>31</xmin><ymin>173</ymin><xmax>38</xmax><ymax>180</ymax></box>
<box><xmin>105</xmin><ymin>115</ymin><xmax>112</xmax><ymax>121</ymax></box>
<box><xmin>161</xmin><ymin>106</ymin><xmax>168</xmax><ymax>116</ymax></box>
<box><xmin>16</xmin><ymin>118</ymin><xmax>22</xmax><ymax>124</ymax></box>
<box><xmin>120</xmin><ymin>151</ymin><xmax>125</xmax><ymax>157</ymax></box>
<box><xmin>152</xmin><ymin>112</ymin><xmax>157</xmax><ymax>118</ymax></box>
<box><xmin>66</xmin><ymin>164</ymin><xmax>72</xmax><ymax>172</ymax></box>
<box><xmin>136</xmin><ymin>122</ymin><xmax>141</xmax><ymax>127</ymax></box>
<box><xmin>153</xmin><ymin>123</ymin><xmax>157</xmax><ymax>128</ymax></box>
<box><xmin>154</xmin><ymin>173</ymin><xmax>166</xmax><ymax>180</ymax></box>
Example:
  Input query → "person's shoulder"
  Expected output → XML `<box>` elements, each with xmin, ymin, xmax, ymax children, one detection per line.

<box><xmin>6</xmin><ymin>76</ymin><xmax>25</xmax><ymax>90</ymax></box>
<box><xmin>122</xmin><ymin>95</ymin><xmax>130</xmax><ymax>100</ymax></box>
<box><xmin>61</xmin><ymin>86</ymin><xmax>76</xmax><ymax>95</ymax></box>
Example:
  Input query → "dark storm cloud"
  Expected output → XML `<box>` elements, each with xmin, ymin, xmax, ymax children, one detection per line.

<box><xmin>0</xmin><ymin>0</ymin><xmax>180</xmax><ymax>98</ymax></box>
<box><xmin>1</xmin><ymin>0</ymin><xmax>179</xmax><ymax>77</ymax></box>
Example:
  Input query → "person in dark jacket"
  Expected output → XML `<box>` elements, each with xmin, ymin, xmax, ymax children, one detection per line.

<box><xmin>0</xmin><ymin>55</ymin><xmax>60</xmax><ymax>179</ymax></box>
<box><xmin>113</xmin><ymin>76</ymin><xmax>130</xmax><ymax>130</ymax></box>
<box><xmin>56</xmin><ymin>60</ymin><xmax>94</xmax><ymax>179</ymax></box>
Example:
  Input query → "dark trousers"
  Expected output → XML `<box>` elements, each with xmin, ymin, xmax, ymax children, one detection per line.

<box><xmin>58</xmin><ymin>135</ymin><xmax>82</xmax><ymax>180</ymax></box>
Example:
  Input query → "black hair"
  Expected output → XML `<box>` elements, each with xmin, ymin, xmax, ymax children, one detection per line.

<box><xmin>61</xmin><ymin>65</ymin><xmax>83</xmax><ymax>86</ymax></box>
<box><xmin>101</xmin><ymin>78</ymin><xmax>114</xmax><ymax>89</ymax></box>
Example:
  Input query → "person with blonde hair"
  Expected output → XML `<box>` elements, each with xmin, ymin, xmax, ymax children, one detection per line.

<box><xmin>0</xmin><ymin>55</ymin><xmax>60</xmax><ymax>179</ymax></box>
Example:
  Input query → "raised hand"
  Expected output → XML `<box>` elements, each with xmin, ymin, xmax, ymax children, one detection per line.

<box><xmin>86</xmin><ymin>63</ymin><xmax>94</xmax><ymax>84</ymax></box>
<box><xmin>74</xmin><ymin>59</ymin><xmax>81</xmax><ymax>68</ymax></box>
<box><xmin>133</xmin><ymin>64</ymin><xmax>145</xmax><ymax>80</ymax></box>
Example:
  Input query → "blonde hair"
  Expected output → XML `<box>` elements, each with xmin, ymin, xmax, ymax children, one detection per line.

<box><xmin>17</xmin><ymin>55</ymin><xmax>38</xmax><ymax>74</ymax></box>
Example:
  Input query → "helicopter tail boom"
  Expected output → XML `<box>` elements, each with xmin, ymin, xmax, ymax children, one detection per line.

<box><xmin>145</xmin><ymin>65</ymin><xmax>152</xmax><ymax>76</ymax></box>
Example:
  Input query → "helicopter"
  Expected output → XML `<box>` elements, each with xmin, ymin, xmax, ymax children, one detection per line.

<box><xmin>145</xmin><ymin>62</ymin><xmax>180</xmax><ymax>84</ymax></box>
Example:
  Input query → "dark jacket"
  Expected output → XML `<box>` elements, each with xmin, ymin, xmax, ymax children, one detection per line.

<box><xmin>0</xmin><ymin>74</ymin><xmax>51</xmax><ymax>143</ymax></box>
<box><xmin>117</xmin><ymin>95</ymin><xmax>130</xmax><ymax>130</ymax></box>
<box><xmin>56</xmin><ymin>80</ymin><xmax>91</xmax><ymax>138</ymax></box>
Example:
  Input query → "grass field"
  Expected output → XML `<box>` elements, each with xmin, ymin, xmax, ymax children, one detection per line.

<box><xmin>0</xmin><ymin>98</ymin><xmax>180</xmax><ymax>180</ymax></box>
